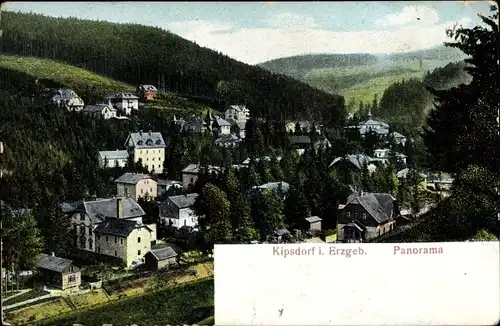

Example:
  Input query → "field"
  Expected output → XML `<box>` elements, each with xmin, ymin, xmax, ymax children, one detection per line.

<box><xmin>3</xmin><ymin>289</ymin><xmax>50</xmax><ymax>306</ymax></box>
<box><xmin>5</xmin><ymin>261</ymin><xmax>214</xmax><ymax>325</ymax></box>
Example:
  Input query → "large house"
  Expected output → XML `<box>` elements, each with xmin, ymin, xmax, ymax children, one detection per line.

<box><xmin>157</xmin><ymin>179</ymin><xmax>182</xmax><ymax>197</ymax></box>
<box><xmin>225</xmin><ymin>104</ymin><xmax>250</xmax><ymax>122</ymax></box>
<box><xmin>329</xmin><ymin>154</ymin><xmax>382</xmax><ymax>172</ymax></box>
<box><xmin>337</xmin><ymin>192</ymin><xmax>399</xmax><ymax>242</ymax></box>
<box><xmin>115</xmin><ymin>172</ymin><xmax>157</xmax><ymax>200</ymax></box>
<box><xmin>159</xmin><ymin>193</ymin><xmax>199</xmax><ymax>229</ymax></box>
<box><xmin>81</xmin><ymin>104</ymin><xmax>117</xmax><ymax>120</ymax></box>
<box><xmin>181</xmin><ymin>164</ymin><xmax>223</xmax><ymax>189</ymax></box>
<box><xmin>36</xmin><ymin>253</ymin><xmax>81</xmax><ymax>290</ymax></box>
<box><xmin>389</xmin><ymin>131</ymin><xmax>407</xmax><ymax>146</ymax></box>
<box><xmin>98</xmin><ymin>150</ymin><xmax>129</xmax><ymax>168</ymax></box>
<box><xmin>136</xmin><ymin>84</ymin><xmax>158</xmax><ymax>101</ymax></box>
<box><xmin>124</xmin><ymin>130</ymin><xmax>166</xmax><ymax>174</ymax></box>
<box><xmin>212</xmin><ymin>118</ymin><xmax>232</xmax><ymax>137</ymax></box>
<box><xmin>215</xmin><ymin>134</ymin><xmax>242</xmax><ymax>148</ymax></box>
<box><xmin>346</xmin><ymin>113</ymin><xmax>390</xmax><ymax>139</ymax></box>
<box><xmin>51</xmin><ymin>89</ymin><xmax>84</xmax><ymax>112</ymax></box>
<box><xmin>67</xmin><ymin>197</ymin><xmax>157</xmax><ymax>268</ymax></box>
<box><xmin>104</xmin><ymin>93</ymin><xmax>139</xmax><ymax>115</ymax></box>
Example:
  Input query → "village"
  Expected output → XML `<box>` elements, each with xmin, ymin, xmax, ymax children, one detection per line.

<box><xmin>0</xmin><ymin>81</ymin><xmax>459</xmax><ymax>324</ymax></box>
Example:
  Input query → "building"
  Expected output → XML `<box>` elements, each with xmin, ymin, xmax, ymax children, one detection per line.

<box><xmin>181</xmin><ymin>164</ymin><xmax>223</xmax><ymax>189</ymax></box>
<box><xmin>346</xmin><ymin>112</ymin><xmax>390</xmax><ymax>139</ymax></box>
<box><xmin>144</xmin><ymin>245</ymin><xmax>178</xmax><ymax>271</ymax></box>
<box><xmin>36</xmin><ymin>253</ymin><xmax>81</xmax><ymax>290</ymax></box>
<box><xmin>98</xmin><ymin>150</ymin><xmax>129</xmax><ymax>168</ymax></box>
<box><xmin>66</xmin><ymin>197</ymin><xmax>157</xmax><ymax>268</ymax></box>
<box><xmin>215</xmin><ymin>134</ymin><xmax>242</xmax><ymax>148</ymax></box>
<box><xmin>115</xmin><ymin>172</ymin><xmax>157</xmax><ymax>200</ymax></box>
<box><xmin>389</xmin><ymin>131</ymin><xmax>407</xmax><ymax>146</ymax></box>
<box><xmin>104</xmin><ymin>93</ymin><xmax>139</xmax><ymax>115</ymax></box>
<box><xmin>81</xmin><ymin>104</ymin><xmax>117</xmax><ymax>120</ymax></box>
<box><xmin>241</xmin><ymin>156</ymin><xmax>282</xmax><ymax>166</ymax></box>
<box><xmin>51</xmin><ymin>89</ymin><xmax>84</xmax><ymax>112</ymax></box>
<box><xmin>93</xmin><ymin>216</ymin><xmax>157</xmax><ymax>268</ymax></box>
<box><xmin>304</xmin><ymin>216</ymin><xmax>322</xmax><ymax>232</ymax></box>
<box><xmin>329</xmin><ymin>154</ymin><xmax>381</xmax><ymax>172</ymax></box>
<box><xmin>337</xmin><ymin>192</ymin><xmax>400</xmax><ymax>242</ymax></box>
<box><xmin>212</xmin><ymin>118</ymin><xmax>232</xmax><ymax>137</ymax></box>
<box><xmin>290</xmin><ymin>135</ymin><xmax>312</xmax><ymax>149</ymax></box>
<box><xmin>373</xmin><ymin>148</ymin><xmax>391</xmax><ymax>159</ymax></box>
<box><xmin>159</xmin><ymin>193</ymin><xmax>199</xmax><ymax>229</ymax></box>
<box><xmin>224</xmin><ymin>104</ymin><xmax>250</xmax><ymax>122</ymax></box>
<box><xmin>124</xmin><ymin>130</ymin><xmax>166</xmax><ymax>174</ymax></box>
<box><xmin>157</xmin><ymin>180</ymin><xmax>182</xmax><ymax>197</ymax></box>
<box><xmin>252</xmin><ymin>181</ymin><xmax>290</xmax><ymax>196</ymax></box>
<box><xmin>137</xmin><ymin>84</ymin><xmax>158</xmax><ymax>101</ymax></box>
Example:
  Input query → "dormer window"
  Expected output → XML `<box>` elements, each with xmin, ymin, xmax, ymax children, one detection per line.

<box><xmin>137</xmin><ymin>140</ymin><xmax>144</xmax><ymax>146</ymax></box>
<box><xmin>146</xmin><ymin>139</ymin><xmax>153</xmax><ymax>146</ymax></box>
<box><xmin>155</xmin><ymin>140</ymin><xmax>162</xmax><ymax>145</ymax></box>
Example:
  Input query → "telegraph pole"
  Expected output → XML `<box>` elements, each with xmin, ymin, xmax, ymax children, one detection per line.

<box><xmin>0</xmin><ymin>141</ymin><xmax>7</xmax><ymax>326</ymax></box>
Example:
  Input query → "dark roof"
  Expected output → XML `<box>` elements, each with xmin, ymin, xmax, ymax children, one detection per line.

<box><xmin>182</xmin><ymin>164</ymin><xmax>223</xmax><ymax>174</ymax></box>
<box><xmin>74</xmin><ymin>197</ymin><xmax>145</xmax><ymax>223</ymax></box>
<box><xmin>229</xmin><ymin>104</ymin><xmax>246</xmax><ymax>112</ymax></box>
<box><xmin>60</xmin><ymin>200</ymin><xmax>83</xmax><ymax>213</ymax></box>
<box><xmin>215</xmin><ymin>134</ymin><xmax>241</xmax><ymax>143</ymax></box>
<box><xmin>104</xmin><ymin>92</ymin><xmax>139</xmax><ymax>100</ymax></box>
<box><xmin>343</xmin><ymin>222</ymin><xmax>364</xmax><ymax>232</ymax></box>
<box><xmin>305</xmin><ymin>216</ymin><xmax>322</xmax><ymax>223</ymax></box>
<box><xmin>125</xmin><ymin>131</ymin><xmax>166</xmax><ymax>149</ymax></box>
<box><xmin>51</xmin><ymin>89</ymin><xmax>80</xmax><ymax>101</ymax></box>
<box><xmin>168</xmin><ymin>193</ymin><xmax>198</xmax><ymax>209</ymax></box>
<box><xmin>291</xmin><ymin>135</ymin><xmax>311</xmax><ymax>144</ymax></box>
<box><xmin>37</xmin><ymin>253</ymin><xmax>74</xmax><ymax>273</ymax></box>
<box><xmin>138</xmin><ymin>85</ymin><xmax>158</xmax><ymax>92</ymax></box>
<box><xmin>157</xmin><ymin>179</ymin><xmax>181</xmax><ymax>187</ymax></box>
<box><xmin>115</xmin><ymin>172</ymin><xmax>154</xmax><ymax>184</ymax></box>
<box><xmin>345</xmin><ymin>192</ymin><xmax>396</xmax><ymax>223</ymax></box>
<box><xmin>148</xmin><ymin>246</ymin><xmax>178</xmax><ymax>261</ymax></box>
<box><xmin>82</xmin><ymin>104</ymin><xmax>115</xmax><ymax>113</ymax></box>
<box><xmin>98</xmin><ymin>150</ymin><xmax>129</xmax><ymax>160</ymax></box>
<box><xmin>94</xmin><ymin>218</ymin><xmax>151</xmax><ymax>237</ymax></box>
<box><xmin>274</xmin><ymin>228</ymin><xmax>290</xmax><ymax>236</ymax></box>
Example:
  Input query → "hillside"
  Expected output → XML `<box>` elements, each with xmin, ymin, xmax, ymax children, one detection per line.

<box><xmin>1</xmin><ymin>11</ymin><xmax>346</xmax><ymax>123</ymax></box>
<box><xmin>258</xmin><ymin>45</ymin><xmax>468</xmax><ymax>110</ymax></box>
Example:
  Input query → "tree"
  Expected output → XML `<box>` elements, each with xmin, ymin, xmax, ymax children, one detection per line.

<box><xmin>471</xmin><ymin>229</ymin><xmax>498</xmax><ymax>241</ymax></box>
<box><xmin>250</xmin><ymin>189</ymin><xmax>285</xmax><ymax>240</ymax></box>
<box><xmin>284</xmin><ymin>187</ymin><xmax>310</xmax><ymax>229</ymax></box>
<box><xmin>424</xmin><ymin>7</ymin><xmax>499</xmax><ymax>175</ymax></box>
<box><xmin>193</xmin><ymin>184</ymin><xmax>232</xmax><ymax>248</ymax></box>
<box><xmin>2</xmin><ymin>205</ymin><xmax>44</xmax><ymax>277</ymax></box>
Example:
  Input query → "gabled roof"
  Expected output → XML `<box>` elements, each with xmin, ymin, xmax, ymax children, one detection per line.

<box><xmin>82</xmin><ymin>104</ymin><xmax>116</xmax><ymax>114</ymax></box>
<box><xmin>390</xmin><ymin>131</ymin><xmax>406</xmax><ymax>139</ymax></box>
<box><xmin>157</xmin><ymin>179</ymin><xmax>182</xmax><ymax>187</ymax></box>
<box><xmin>359</xmin><ymin>118</ymin><xmax>390</xmax><ymax>128</ymax></box>
<box><xmin>396</xmin><ymin>168</ymin><xmax>428</xmax><ymax>179</ymax></box>
<box><xmin>242</xmin><ymin>156</ymin><xmax>282</xmax><ymax>165</ymax></box>
<box><xmin>329</xmin><ymin>154</ymin><xmax>373</xmax><ymax>170</ymax></box>
<box><xmin>138</xmin><ymin>85</ymin><xmax>158</xmax><ymax>92</ymax></box>
<box><xmin>37</xmin><ymin>253</ymin><xmax>74</xmax><ymax>273</ymax></box>
<box><xmin>345</xmin><ymin>192</ymin><xmax>396</xmax><ymax>224</ymax></box>
<box><xmin>115</xmin><ymin>172</ymin><xmax>154</xmax><ymax>185</ymax></box>
<box><xmin>167</xmin><ymin>193</ymin><xmax>199</xmax><ymax>209</ymax></box>
<box><xmin>229</xmin><ymin>104</ymin><xmax>247</xmax><ymax>112</ymax></box>
<box><xmin>181</xmin><ymin>164</ymin><xmax>223</xmax><ymax>174</ymax></box>
<box><xmin>215</xmin><ymin>134</ymin><xmax>241</xmax><ymax>143</ymax></box>
<box><xmin>305</xmin><ymin>216</ymin><xmax>322</xmax><ymax>223</ymax></box>
<box><xmin>254</xmin><ymin>181</ymin><xmax>290</xmax><ymax>193</ymax></box>
<box><xmin>73</xmin><ymin>197</ymin><xmax>145</xmax><ymax>223</ymax></box>
<box><xmin>147</xmin><ymin>246</ymin><xmax>178</xmax><ymax>261</ymax></box>
<box><xmin>94</xmin><ymin>218</ymin><xmax>152</xmax><ymax>237</ymax></box>
<box><xmin>214</xmin><ymin>118</ymin><xmax>231</xmax><ymax>127</ymax></box>
<box><xmin>104</xmin><ymin>92</ymin><xmax>139</xmax><ymax>100</ymax></box>
<box><xmin>51</xmin><ymin>89</ymin><xmax>79</xmax><ymax>101</ymax></box>
<box><xmin>98</xmin><ymin>150</ymin><xmax>129</xmax><ymax>160</ymax></box>
<box><xmin>274</xmin><ymin>228</ymin><xmax>290</xmax><ymax>236</ymax></box>
<box><xmin>125</xmin><ymin>131</ymin><xmax>166</xmax><ymax>149</ymax></box>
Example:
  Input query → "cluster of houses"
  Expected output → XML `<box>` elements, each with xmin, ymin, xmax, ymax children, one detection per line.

<box><xmin>49</xmin><ymin>84</ymin><xmax>159</xmax><ymax>120</ymax></box>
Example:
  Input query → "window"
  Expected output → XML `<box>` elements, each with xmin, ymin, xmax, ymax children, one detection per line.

<box><xmin>97</xmin><ymin>234</ymin><xmax>101</xmax><ymax>240</ymax></box>
<box><xmin>138</xmin><ymin>250</ymin><xmax>141</xmax><ymax>255</ymax></box>
<box><xmin>115</xmin><ymin>237</ymin><xmax>117</xmax><ymax>244</ymax></box>
<box><xmin>138</xmin><ymin>237</ymin><xmax>141</xmax><ymax>243</ymax></box>
<box><xmin>88</xmin><ymin>239</ymin><xmax>93</xmax><ymax>250</ymax></box>
<box><xmin>346</xmin><ymin>212</ymin><xmax>351</xmax><ymax>219</ymax></box>
<box><xmin>80</xmin><ymin>237</ymin><xmax>86</xmax><ymax>249</ymax></box>
<box><xmin>106</xmin><ymin>236</ymin><xmax>109</xmax><ymax>242</ymax></box>
<box><xmin>362</xmin><ymin>213</ymin><xmax>367</xmax><ymax>220</ymax></box>
<box><xmin>140</xmin><ymin>150</ymin><xmax>143</xmax><ymax>154</ymax></box>
<box><xmin>120</xmin><ymin>238</ymin><xmax>123</xmax><ymax>245</ymax></box>
<box><xmin>150</xmin><ymin>188</ymin><xmax>152</xmax><ymax>193</ymax></box>
<box><xmin>88</xmin><ymin>227</ymin><xmax>92</xmax><ymax>235</ymax></box>
<box><xmin>141</xmin><ymin>189</ymin><xmax>144</xmax><ymax>194</ymax></box>
<box><xmin>152</xmin><ymin>157</ymin><xmax>155</xmax><ymax>161</ymax></box>
<box><xmin>146</xmin><ymin>158</ymin><xmax>149</xmax><ymax>161</ymax></box>
<box><xmin>75</xmin><ymin>225</ymin><xmax>79</xmax><ymax>234</ymax></box>
<box><xmin>146</xmin><ymin>150</ymin><xmax>148</xmax><ymax>154</ymax></box>
<box><xmin>97</xmin><ymin>247</ymin><xmax>101</xmax><ymax>253</ymax></box>
<box><xmin>114</xmin><ymin>250</ymin><xmax>117</xmax><ymax>256</ymax></box>
<box><xmin>68</xmin><ymin>275</ymin><xmax>77</xmax><ymax>283</ymax></box>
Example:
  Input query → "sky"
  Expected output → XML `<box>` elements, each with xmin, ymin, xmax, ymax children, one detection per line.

<box><xmin>2</xmin><ymin>1</ymin><xmax>496</xmax><ymax>65</ymax></box>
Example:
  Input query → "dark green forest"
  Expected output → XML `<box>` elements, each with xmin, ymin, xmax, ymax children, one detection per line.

<box><xmin>0</xmin><ymin>11</ymin><xmax>346</xmax><ymax>123</ymax></box>
<box><xmin>423</xmin><ymin>61</ymin><xmax>472</xmax><ymax>90</ymax></box>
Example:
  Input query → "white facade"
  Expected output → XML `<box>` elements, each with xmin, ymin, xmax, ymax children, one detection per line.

<box><xmin>225</xmin><ymin>105</ymin><xmax>250</xmax><ymax>122</ymax></box>
<box><xmin>104</xmin><ymin>93</ymin><xmax>139</xmax><ymax>115</ymax></box>
<box><xmin>165</xmin><ymin>207</ymin><xmax>198</xmax><ymax>229</ymax></box>
<box><xmin>98</xmin><ymin>150</ymin><xmax>129</xmax><ymax>168</ymax></box>
<box><xmin>133</xmin><ymin>147</ymin><xmax>165</xmax><ymax>174</ymax></box>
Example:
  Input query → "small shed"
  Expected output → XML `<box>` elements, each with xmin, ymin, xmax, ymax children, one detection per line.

<box><xmin>273</xmin><ymin>228</ymin><xmax>291</xmax><ymax>244</ymax></box>
<box><xmin>37</xmin><ymin>253</ymin><xmax>81</xmax><ymax>290</ymax></box>
<box><xmin>304</xmin><ymin>216</ymin><xmax>322</xmax><ymax>231</ymax></box>
<box><xmin>144</xmin><ymin>246</ymin><xmax>178</xmax><ymax>271</ymax></box>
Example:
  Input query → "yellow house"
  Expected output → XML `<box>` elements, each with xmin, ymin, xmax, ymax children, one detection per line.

<box><xmin>124</xmin><ymin>130</ymin><xmax>166</xmax><ymax>174</ymax></box>
<box><xmin>68</xmin><ymin>197</ymin><xmax>157</xmax><ymax>268</ymax></box>
<box><xmin>115</xmin><ymin>172</ymin><xmax>157</xmax><ymax>200</ymax></box>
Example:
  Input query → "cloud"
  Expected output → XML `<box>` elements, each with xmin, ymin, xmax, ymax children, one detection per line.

<box><xmin>166</xmin><ymin>14</ymin><xmax>473</xmax><ymax>65</ymax></box>
<box><xmin>376</xmin><ymin>5</ymin><xmax>440</xmax><ymax>26</ymax></box>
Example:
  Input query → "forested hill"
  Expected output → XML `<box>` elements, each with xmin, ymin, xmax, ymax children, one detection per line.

<box><xmin>258</xmin><ymin>53</ymin><xmax>378</xmax><ymax>79</ymax></box>
<box><xmin>0</xmin><ymin>11</ymin><xmax>346</xmax><ymax>124</ymax></box>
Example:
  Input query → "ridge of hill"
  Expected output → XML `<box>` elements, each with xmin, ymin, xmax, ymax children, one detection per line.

<box><xmin>257</xmin><ymin>45</ymin><xmax>468</xmax><ymax>110</ymax></box>
<box><xmin>1</xmin><ymin>11</ymin><xmax>346</xmax><ymax>124</ymax></box>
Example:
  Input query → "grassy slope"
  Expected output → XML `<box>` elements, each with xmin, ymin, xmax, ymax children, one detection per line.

<box><xmin>38</xmin><ymin>278</ymin><xmax>214</xmax><ymax>326</ymax></box>
<box><xmin>0</xmin><ymin>55</ymin><xmax>212</xmax><ymax>116</ymax></box>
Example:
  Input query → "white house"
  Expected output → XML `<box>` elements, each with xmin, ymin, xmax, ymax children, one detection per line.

<box><xmin>115</xmin><ymin>172</ymin><xmax>157</xmax><ymax>200</ymax></box>
<box><xmin>82</xmin><ymin>104</ymin><xmax>117</xmax><ymax>120</ymax></box>
<box><xmin>213</xmin><ymin>118</ymin><xmax>232</xmax><ymax>136</ymax></box>
<box><xmin>159</xmin><ymin>193</ymin><xmax>199</xmax><ymax>229</ymax></box>
<box><xmin>225</xmin><ymin>104</ymin><xmax>250</xmax><ymax>122</ymax></box>
<box><xmin>373</xmin><ymin>148</ymin><xmax>391</xmax><ymax>159</ymax></box>
<box><xmin>124</xmin><ymin>130</ymin><xmax>166</xmax><ymax>174</ymax></box>
<box><xmin>98</xmin><ymin>150</ymin><xmax>129</xmax><ymax>168</ymax></box>
<box><xmin>51</xmin><ymin>89</ymin><xmax>85</xmax><ymax>112</ymax></box>
<box><xmin>389</xmin><ymin>131</ymin><xmax>407</xmax><ymax>146</ymax></box>
<box><xmin>181</xmin><ymin>164</ymin><xmax>223</xmax><ymax>189</ymax></box>
<box><xmin>104</xmin><ymin>93</ymin><xmax>140</xmax><ymax>115</ymax></box>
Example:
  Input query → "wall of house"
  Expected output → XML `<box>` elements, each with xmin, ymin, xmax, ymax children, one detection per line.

<box><xmin>157</xmin><ymin>256</ymin><xmax>177</xmax><ymax>270</ymax></box>
<box><xmin>68</xmin><ymin>97</ymin><xmax>84</xmax><ymax>111</ymax></box>
<box><xmin>61</xmin><ymin>269</ymin><xmax>81</xmax><ymax>290</ymax></box>
<box><xmin>136</xmin><ymin>178</ymin><xmax>158</xmax><ymax>199</ymax></box>
<box><xmin>95</xmin><ymin>233</ymin><xmax>128</xmax><ymax>265</ymax></box>
<box><xmin>310</xmin><ymin>221</ymin><xmax>322</xmax><ymax>231</ymax></box>
<box><xmin>99</xmin><ymin>157</ymin><xmax>127</xmax><ymax>168</ymax></box>
<box><xmin>116</xmin><ymin>99</ymin><xmax>139</xmax><ymax>113</ymax></box>
<box><xmin>220</xmin><ymin>126</ymin><xmax>231</xmax><ymax>136</ymax></box>
<box><xmin>159</xmin><ymin>200</ymin><xmax>179</xmax><ymax>226</ymax></box>
<box><xmin>103</xmin><ymin>109</ymin><xmax>117</xmax><ymax>120</ymax></box>
<box><xmin>134</xmin><ymin>147</ymin><xmax>165</xmax><ymax>174</ymax></box>
<box><xmin>179</xmin><ymin>207</ymin><xmax>197</xmax><ymax>228</ymax></box>
<box><xmin>124</xmin><ymin>227</ymin><xmax>154</xmax><ymax>267</ymax></box>
<box><xmin>72</xmin><ymin>212</ymin><xmax>96</xmax><ymax>252</ymax></box>
<box><xmin>182</xmin><ymin>172</ymin><xmax>198</xmax><ymax>189</ymax></box>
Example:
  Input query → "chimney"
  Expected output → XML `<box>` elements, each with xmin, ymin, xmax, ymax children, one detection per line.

<box><xmin>116</xmin><ymin>198</ymin><xmax>123</xmax><ymax>218</ymax></box>
<box><xmin>50</xmin><ymin>252</ymin><xmax>55</xmax><ymax>257</ymax></box>
<box><xmin>148</xmin><ymin>130</ymin><xmax>152</xmax><ymax>136</ymax></box>
<box><xmin>139</xmin><ymin>130</ymin><xmax>143</xmax><ymax>136</ymax></box>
